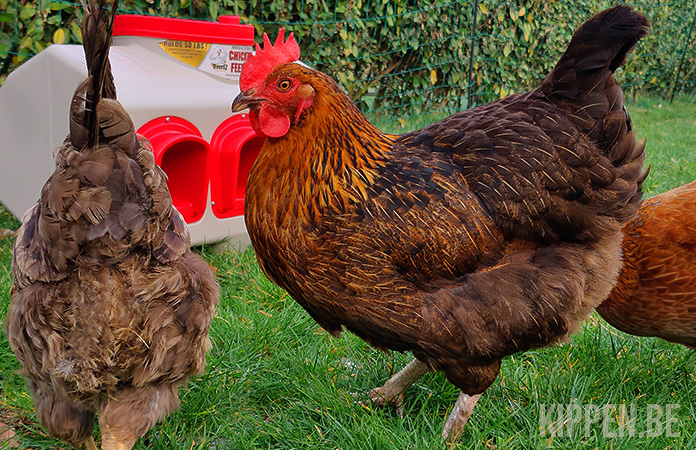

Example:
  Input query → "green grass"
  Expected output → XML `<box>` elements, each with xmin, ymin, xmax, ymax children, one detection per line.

<box><xmin>629</xmin><ymin>96</ymin><xmax>696</xmax><ymax>196</ymax></box>
<box><xmin>1</xmin><ymin>97</ymin><xmax>696</xmax><ymax>449</ymax></box>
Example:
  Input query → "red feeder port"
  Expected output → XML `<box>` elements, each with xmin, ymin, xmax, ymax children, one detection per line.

<box><xmin>137</xmin><ymin>117</ymin><xmax>210</xmax><ymax>223</ymax></box>
<box><xmin>210</xmin><ymin>114</ymin><xmax>264</xmax><ymax>218</ymax></box>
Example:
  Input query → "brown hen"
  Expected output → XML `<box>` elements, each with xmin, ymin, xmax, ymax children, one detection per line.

<box><xmin>597</xmin><ymin>181</ymin><xmax>696</xmax><ymax>347</ymax></box>
<box><xmin>6</xmin><ymin>1</ymin><xmax>219</xmax><ymax>449</ymax></box>
<box><xmin>233</xmin><ymin>6</ymin><xmax>648</xmax><ymax>441</ymax></box>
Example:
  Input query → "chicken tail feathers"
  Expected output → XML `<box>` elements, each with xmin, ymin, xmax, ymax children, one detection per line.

<box><xmin>542</xmin><ymin>5</ymin><xmax>649</xmax><ymax>102</ymax></box>
<box><xmin>82</xmin><ymin>0</ymin><xmax>117</xmax><ymax>101</ymax></box>
<box><xmin>70</xmin><ymin>0</ymin><xmax>119</xmax><ymax>150</ymax></box>
<box><xmin>540</xmin><ymin>5</ymin><xmax>649</xmax><ymax>220</ymax></box>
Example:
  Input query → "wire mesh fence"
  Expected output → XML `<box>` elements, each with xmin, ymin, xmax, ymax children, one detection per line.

<box><xmin>1</xmin><ymin>0</ymin><xmax>694</xmax><ymax>127</ymax></box>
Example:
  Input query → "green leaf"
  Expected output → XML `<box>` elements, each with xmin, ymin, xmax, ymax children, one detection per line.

<box><xmin>71</xmin><ymin>22</ymin><xmax>82</xmax><ymax>41</ymax></box>
<box><xmin>19</xmin><ymin>35</ymin><xmax>33</xmax><ymax>49</ymax></box>
<box><xmin>34</xmin><ymin>40</ymin><xmax>48</xmax><ymax>52</ymax></box>
<box><xmin>50</xmin><ymin>2</ymin><xmax>72</xmax><ymax>10</ymax></box>
<box><xmin>208</xmin><ymin>2</ymin><xmax>219</xmax><ymax>20</ymax></box>
<box><xmin>19</xmin><ymin>4</ymin><xmax>36</xmax><ymax>20</ymax></box>
<box><xmin>363</xmin><ymin>94</ymin><xmax>375</xmax><ymax>110</ymax></box>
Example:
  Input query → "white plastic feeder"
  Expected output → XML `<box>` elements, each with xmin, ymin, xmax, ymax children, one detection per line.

<box><xmin>0</xmin><ymin>14</ymin><xmax>263</xmax><ymax>247</ymax></box>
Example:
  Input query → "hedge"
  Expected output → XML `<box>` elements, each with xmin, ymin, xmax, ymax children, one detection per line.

<box><xmin>1</xmin><ymin>0</ymin><xmax>694</xmax><ymax>125</ymax></box>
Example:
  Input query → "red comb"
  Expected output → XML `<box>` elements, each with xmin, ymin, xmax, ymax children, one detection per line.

<box><xmin>240</xmin><ymin>27</ymin><xmax>300</xmax><ymax>91</ymax></box>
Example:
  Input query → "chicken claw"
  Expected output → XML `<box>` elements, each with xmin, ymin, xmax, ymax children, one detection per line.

<box><xmin>368</xmin><ymin>359</ymin><xmax>430</xmax><ymax>417</ymax></box>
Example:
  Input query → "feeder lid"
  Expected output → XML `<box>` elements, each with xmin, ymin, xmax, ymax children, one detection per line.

<box><xmin>114</xmin><ymin>14</ymin><xmax>254</xmax><ymax>46</ymax></box>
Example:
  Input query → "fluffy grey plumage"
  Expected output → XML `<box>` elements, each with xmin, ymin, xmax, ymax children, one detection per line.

<box><xmin>6</xmin><ymin>1</ymin><xmax>219</xmax><ymax>448</ymax></box>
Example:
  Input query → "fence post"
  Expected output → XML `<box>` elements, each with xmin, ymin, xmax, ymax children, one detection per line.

<box><xmin>466</xmin><ymin>0</ymin><xmax>479</xmax><ymax>109</ymax></box>
<box><xmin>670</xmin><ymin>6</ymin><xmax>696</xmax><ymax>103</ymax></box>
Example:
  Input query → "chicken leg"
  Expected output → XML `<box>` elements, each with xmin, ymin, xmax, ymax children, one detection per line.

<box><xmin>371</xmin><ymin>359</ymin><xmax>481</xmax><ymax>441</ymax></box>
<box><xmin>442</xmin><ymin>392</ymin><xmax>481</xmax><ymax>442</ymax></box>
<box><xmin>100</xmin><ymin>432</ymin><xmax>137</xmax><ymax>450</ymax></box>
<box><xmin>83</xmin><ymin>437</ymin><xmax>98</xmax><ymax>450</ymax></box>
<box><xmin>368</xmin><ymin>358</ymin><xmax>431</xmax><ymax>415</ymax></box>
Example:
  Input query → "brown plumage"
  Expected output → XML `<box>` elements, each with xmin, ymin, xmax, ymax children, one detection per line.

<box><xmin>6</xmin><ymin>1</ymin><xmax>219</xmax><ymax>449</ymax></box>
<box><xmin>233</xmin><ymin>5</ymin><xmax>648</xmax><ymax>441</ymax></box>
<box><xmin>597</xmin><ymin>181</ymin><xmax>696</xmax><ymax>347</ymax></box>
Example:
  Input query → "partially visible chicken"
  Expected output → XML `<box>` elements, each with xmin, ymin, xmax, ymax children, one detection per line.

<box><xmin>5</xmin><ymin>1</ymin><xmax>219</xmax><ymax>449</ymax></box>
<box><xmin>597</xmin><ymin>181</ymin><xmax>696</xmax><ymax>347</ymax></box>
<box><xmin>234</xmin><ymin>6</ymin><xmax>648</xmax><ymax>441</ymax></box>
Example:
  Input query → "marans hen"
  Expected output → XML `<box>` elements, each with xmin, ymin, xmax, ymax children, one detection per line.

<box><xmin>233</xmin><ymin>6</ymin><xmax>648</xmax><ymax>441</ymax></box>
<box><xmin>6</xmin><ymin>1</ymin><xmax>219</xmax><ymax>449</ymax></box>
<box><xmin>597</xmin><ymin>180</ymin><xmax>696</xmax><ymax>347</ymax></box>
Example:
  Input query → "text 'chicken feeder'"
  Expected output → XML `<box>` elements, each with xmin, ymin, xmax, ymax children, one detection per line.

<box><xmin>0</xmin><ymin>14</ymin><xmax>263</xmax><ymax>247</ymax></box>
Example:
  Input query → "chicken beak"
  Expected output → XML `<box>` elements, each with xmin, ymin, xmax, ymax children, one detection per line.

<box><xmin>232</xmin><ymin>90</ymin><xmax>260</xmax><ymax>112</ymax></box>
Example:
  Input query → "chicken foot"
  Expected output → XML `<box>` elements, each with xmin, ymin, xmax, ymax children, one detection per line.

<box><xmin>100</xmin><ymin>430</ymin><xmax>137</xmax><ymax>450</ymax></box>
<box><xmin>370</xmin><ymin>359</ymin><xmax>482</xmax><ymax>441</ymax></box>
<box><xmin>368</xmin><ymin>358</ymin><xmax>431</xmax><ymax>416</ymax></box>
<box><xmin>99</xmin><ymin>416</ymin><xmax>137</xmax><ymax>450</ymax></box>
<box><xmin>442</xmin><ymin>392</ymin><xmax>481</xmax><ymax>442</ymax></box>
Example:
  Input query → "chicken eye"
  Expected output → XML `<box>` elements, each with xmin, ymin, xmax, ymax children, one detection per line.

<box><xmin>277</xmin><ymin>79</ymin><xmax>293</xmax><ymax>92</ymax></box>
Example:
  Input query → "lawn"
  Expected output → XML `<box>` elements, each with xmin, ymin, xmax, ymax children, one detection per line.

<box><xmin>0</xmin><ymin>97</ymin><xmax>695</xmax><ymax>449</ymax></box>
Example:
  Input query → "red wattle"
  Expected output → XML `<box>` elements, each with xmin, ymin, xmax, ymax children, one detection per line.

<box><xmin>258</xmin><ymin>104</ymin><xmax>291</xmax><ymax>138</ymax></box>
